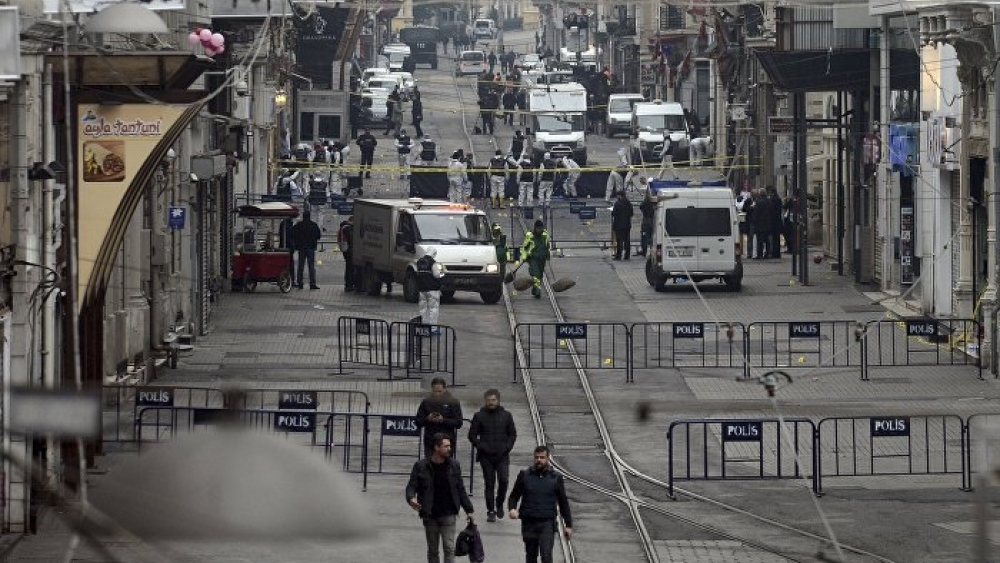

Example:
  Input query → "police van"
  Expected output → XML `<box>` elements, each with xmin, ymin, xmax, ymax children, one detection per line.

<box><xmin>645</xmin><ymin>187</ymin><xmax>742</xmax><ymax>291</ymax></box>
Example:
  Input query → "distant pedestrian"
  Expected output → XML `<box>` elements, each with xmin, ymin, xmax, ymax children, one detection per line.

<box><xmin>510</xmin><ymin>130</ymin><xmax>526</xmax><ymax>160</ymax></box>
<box><xmin>491</xmin><ymin>222</ymin><xmax>507</xmax><ymax>276</ymax></box>
<box><xmin>508</xmin><ymin>445</ymin><xmax>573</xmax><ymax>563</ymax></box>
<box><xmin>488</xmin><ymin>150</ymin><xmax>507</xmax><ymax>209</ymax></box>
<box><xmin>468</xmin><ymin>388</ymin><xmax>517</xmax><ymax>523</ymax></box>
<box><xmin>767</xmin><ymin>186</ymin><xmax>783</xmax><ymax>258</ymax></box>
<box><xmin>611</xmin><ymin>190</ymin><xmax>633</xmax><ymax>260</ymax></box>
<box><xmin>356</xmin><ymin>128</ymin><xmax>377</xmax><ymax>179</ymax></box>
<box><xmin>605</xmin><ymin>167</ymin><xmax>624</xmax><ymax>202</ymax></box>
<box><xmin>502</xmin><ymin>88</ymin><xmax>516</xmax><ymax>127</ymax></box>
<box><xmin>406</xmin><ymin>433</ymin><xmax>475</xmax><ymax>563</ymax></box>
<box><xmin>447</xmin><ymin>150</ymin><xmax>468</xmax><ymax>203</ymax></box>
<box><xmin>416</xmin><ymin>377</ymin><xmax>464</xmax><ymax>459</ymax></box>
<box><xmin>735</xmin><ymin>185</ymin><xmax>754</xmax><ymax>252</ymax></box>
<box><xmin>488</xmin><ymin>50</ymin><xmax>497</xmax><ymax>74</ymax></box>
<box><xmin>396</xmin><ymin>129</ymin><xmax>413</xmax><ymax>179</ymax></box>
<box><xmin>515</xmin><ymin>153</ymin><xmax>534</xmax><ymax>208</ymax></box>
<box><xmin>783</xmin><ymin>190</ymin><xmax>802</xmax><ymax>255</ymax></box>
<box><xmin>638</xmin><ymin>190</ymin><xmax>655</xmax><ymax>257</ymax></box>
<box><xmin>385</xmin><ymin>89</ymin><xmax>400</xmax><ymax>135</ymax></box>
<box><xmin>338</xmin><ymin>215</ymin><xmax>356</xmax><ymax>291</ymax></box>
<box><xmin>751</xmin><ymin>188</ymin><xmax>773</xmax><ymax>259</ymax></box>
<box><xmin>289</xmin><ymin>210</ymin><xmax>321</xmax><ymax>289</ymax></box>
<box><xmin>559</xmin><ymin>156</ymin><xmax>580</xmax><ymax>198</ymax></box>
<box><xmin>416</xmin><ymin>248</ymin><xmax>444</xmax><ymax>326</ymax></box>
<box><xmin>535</xmin><ymin>153</ymin><xmax>556</xmax><ymax>210</ymax></box>
<box><xmin>520</xmin><ymin>220</ymin><xmax>550</xmax><ymax>299</ymax></box>
<box><xmin>411</xmin><ymin>89</ymin><xmax>424</xmax><ymax>138</ymax></box>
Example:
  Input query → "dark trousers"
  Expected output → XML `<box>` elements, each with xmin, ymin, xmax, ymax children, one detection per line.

<box><xmin>640</xmin><ymin>226</ymin><xmax>652</xmax><ymax>255</ymax></box>
<box><xmin>784</xmin><ymin>222</ymin><xmax>797</xmax><ymax>254</ymax></box>
<box><xmin>297</xmin><ymin>248</ymin><xmax>316</xmax><ymax>286</ymax></box>
<box><xmin>614</xmin><ymin>227</ymin><xmax>631</xmax><ymax>259</ymax></box>
<box><xmin>754</xmin><ymin>231</ymin><xmax>771</xmax><ymax>259</ymax></box>
<box><xmin>360</xmin><ymin>151</ymin><xmax>374</xmax><ymax>178</ymax></box>
<box><xmin>481</xmin><ymin>113</ymin><xmax>494</xmax><ymax>134</ymax></box>
<box><xmin>521</xmin><ymin>518</ymin><xmax>556</xmax><ymax>563</ymax></box>
<box><xmin>770</xmin><ymin>231</ymin><xmax>781</xmax><ymax>258</ymax></box>
<box><xmin>414</xmin><ymin>119</ymin><xmax>424</xmax><ymax>137</ymax></box>
<box><xmin>344</xmin><ymin>249</ymin><xmax>355</xmax><ymax>289</ymax></box>
<box><xmin>479</xmin><ymin>455</ymin><xmax>510</xmax><ymax>513</ymax></box>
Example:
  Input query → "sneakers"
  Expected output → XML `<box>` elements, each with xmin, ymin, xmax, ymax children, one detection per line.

<box><xmin>487</xmin><ymin>511</ymin><xmax>496</xmax><ymax>523</ymax></box>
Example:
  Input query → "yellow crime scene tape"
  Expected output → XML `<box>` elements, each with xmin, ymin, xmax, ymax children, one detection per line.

<box><xmin>269</xmin><ymin>157</ymin><xmax>752</xmax><ymax>174</ymax></box>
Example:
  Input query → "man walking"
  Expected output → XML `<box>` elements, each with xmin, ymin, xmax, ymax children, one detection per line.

<box><xmin>611</xmin><ymin>190</ymin><xmax>633</xmax><ymax>260</ymax></box>
<box><xmin>406</xmin><ymin>433</ymin><xmax>475</xmax><ymax>563</ymax></box>
<box><xmin>508</xmin><ymin>445</ymin><xmax>573</xmax><ymax>563</ymax></box>
<box><xmin>416</xmin><ymin>248</ymin><xmax>444</xmax><ymax>326</ymax></box>
<box><xmin>356</xmin><ymin>128</ymin><xmax>377</xmax><ymax>179</ymax></box>
<box><xmin>520</xmin><ymin>220</ymin><xmax>550</xmax><ymax>299</ymax></box>
<box><xmin>534</xmin><ymin>153</ymin><xmax>556</xmax><ymax>211</ymax></box>
<box><xmin>416</xmin><ymin>377</ymin><xmax>464</xmax><ymax>459</ymax></box>
<box><xmin>411</xmin><ymin>88</ymin><xmax>425</xmax><ymax>138</ymax></box>
<box><xmin>396</xmin><ymin>128</ymin><xmax>413</xmax><ymax>180</ymax></box>
<box><xmin>488</xmin><ymin>149</ymin><xmax>507</xmax><ymax>209</ymax></box>
<box><xmin>289</xmin><ymin>210</ymin><xmax>321</xmax><ymax>289</ymax></box>
<box><xmin>468</xmin><ymin>389</ymin><xmax>516</xmax><ymax>523</ymax></box>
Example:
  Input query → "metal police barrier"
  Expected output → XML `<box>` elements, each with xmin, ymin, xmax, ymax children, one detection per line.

<box><xmin>666</xmin><ymin>418</ymin><xmax>817</xmax><ymax>497</ymax></box>
<box><xmin>324</xmin><ymin>413</ymin><xmax>476</xmax><ymax>492</ymax></box>
<box><xmin>631</xmin><ymin>322</ymin><xmax>747</xmax><ymax>380</ymax></box>
<box><xmin>103</xmin><ymin>385</ymin><xmax>225</xmax><ymax>443</ymax></box>
<box><xmin>747</xmin><ymin>321</ymin><xmax>864</xmax><ymax>377</ymax></box>
<box><xmin>512</xmin><ymin>322</ymin><xmax>631</xmax><ymax>383</ymax></box>
<box><xmin>336</xmin><ymin>316</ymin><xmax>392</xmax><ymax>376</ymax></box>
<box><xmin>962</xmin><ymin>413</ymin><xmax>1000</xmax><ymax>491</ymax></box>
<box><xmin>135</xmin><ymin>407</ymin><xmax>328</xmax><ymax>452</ymax></box>
<box><xmin>815</xmin><ymin>415</ymin><xmax>967</xmax><ymax>493</ymax></box>
<box><xmin>236</xmin><ymin>389</ymin><xmax>371</xmax><ymax>414</ymax></box>
<box><xmin>388</xmin><ymin>322</ymin><xmax>458</xmax><ymax>385</ymax></box>
<box><xmin>861</xmin><ymin>319</ymin><xmax>982</xmax><ymax>380</ymax></box>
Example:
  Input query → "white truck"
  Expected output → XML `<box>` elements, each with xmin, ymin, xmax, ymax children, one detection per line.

<box><xmin>526</xmin><ymin>82</ymin><xmax>588</xmax><ymax>165</ymax></box>
<box><xmin>351</xmin><ymin>198</ymin><xmax>504</xmax><ymax>304</ymax></box>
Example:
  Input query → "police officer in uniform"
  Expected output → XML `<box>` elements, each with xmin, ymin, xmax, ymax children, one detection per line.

<box><xmin>416</xmin><ymin>247</ymin><xmax>445</xmax><ymax>326</ymax></box>
<box><xmin>534</xmin><ymin>153</ymin><xmax>557</xmax><ymax>210</ymax></box>
<box><xmin>488</xmin><ymin>150</ymin><xmax>507</xmax><ymax>209</ymax></box>
<box><xmin>395</xmin><ymin>129</ymin><xmax>413</xmax><ymax>180</ymax></box>
<box><xmin>516</xmin><ymin>153</ymin><xmax>534</xmax><ymax>208</ymax></box>
<box><xmin>491</xmin><ymin>222</ymin><xmax>507</xmax><ymax>277</ymax></box>
<box><xmin>418</xmin><ymin>136</ymin><xmax>437</xmax><ymax>164</ymax></box>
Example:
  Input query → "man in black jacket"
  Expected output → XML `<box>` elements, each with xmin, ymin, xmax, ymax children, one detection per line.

<box><xmin>406</xmin><ymin>433</ymin><xmax>475</xmax><ymax>563</ymax></box>
<box><xmin>416</xmin><ymin>377</ymin><xmax>464</xmax><ymax>459</ymax></box>
<box><xmin>467</xmin><ymin>389</ymin><xmax>517</xmax><ymax>522</ymax></box>
<box><xmin>289</xmin><ymin>210</ymin><xmax>321</xmax><ymax>289</ymax></box>
<box><xmin>356</xmin><ymin>128</ymin><xmax>377</xmax><ymax>179</ymax></box>
<box><xmin>611</xmin><ymin>190</ymin><xmax>634</xmax><ymax>260</ymax></box>
<box><xmin>508</xmin><ymin>445</ymin><xmax>573</xmax><ymax>563</ymax></box>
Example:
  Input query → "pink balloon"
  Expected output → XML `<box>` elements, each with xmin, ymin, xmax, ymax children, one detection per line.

<box><xmin>204</xmin><ymin>47</ymin><xmax>217</xmax><ymax>56</ymax></box>
<box><xmin>210</xmin><ymin>32</ymin><xmax>224</xmax><ymax>47</ymax></box>
<box><xmin>214</xmin><ymin>45</ymin><xmax>225</xmax><ymax>54</ymax></box>
<box><xmin>188</xmin><ymin>32</ymin><xmax>200</xmax><ymax>46</ymax></box>
<box><xmin>199</xmin><ymin>28</ymin><xmax>212</xmax><ymax>42</ymax></box>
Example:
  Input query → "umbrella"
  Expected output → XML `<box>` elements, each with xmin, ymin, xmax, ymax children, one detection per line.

<box><xmin>90</xmin><ymin>427</ymin><xmax>376</xmax><ymax>541</ymax></box>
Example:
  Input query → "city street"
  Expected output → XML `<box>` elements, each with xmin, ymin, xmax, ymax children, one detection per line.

<box><xmin>6</xmin><ymin>26</ymin><xmax>1000</xmax><ymax>563</ymax></box>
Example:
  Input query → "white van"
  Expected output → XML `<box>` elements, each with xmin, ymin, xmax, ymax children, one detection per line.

<box><xmin>381</xmin><ymin>43</ymin><xmax>411</xmax><ymax>72</ymax></box>
<box><xmin>457</xmin><ymin>50</ymin><xmax>486</xmax><ymax>76</ymax></box>
<box><xmin>473</xmin><ymin>19</ymin><xmax>496</xmax><ymax>40</ymax></box>
<box><xmin>629</xmin><ymin>100</ymin><xmax>691</xmax><ymax>164</ymax></box>
<box><xmin>605</xmin><ymin>93</ymin><xmax>644</xmax><ymax>138</ymax></box>
<box><xmin>645</xmin><ymin>187</ymin><xmax>743</xmax><ymax>291</ymax></box>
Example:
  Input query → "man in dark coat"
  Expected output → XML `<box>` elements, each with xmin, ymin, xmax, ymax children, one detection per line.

<box><xmin>406</xmin><ymin>433</ymin><xmax>475</xmax><ymax>563</ymax></box>
<box><xmin>751</xmin><ymin>188</ymin><xmax>773</xmax><ymax>259</ymax></box>
<box><xmin>611</xmin><ymin>190</ymin><xmax>634</xmax><ymax>260</ymax></box>
<box><xmin>638</xmin><ymin>190</ymin><xmax>655</xmax><ymax>257</ymax></box>
<box><xmin>508</xmin><ymin>445</ymin><xmax>573</xmax><ymax>563</ymax></box>
<box><xmin>356</xmin><ymin>128</ymin><xmax>377</xmax><ymax>179</ymax></box>
<box><xmin>289</xmin><ymin>210</ymin><xmax>321</xmax><ymax>289</ymax></box>
<box><xmin>468</xmin><ymin>389</ymin><xmax>517</xmax><ymax>522</ymax></box>
<box><xmin>768</xmin><ymin>186</ymin><xmax>783</xmax><ymax>258</ymax></box>
<box><xmin>416</xmin><ymin>377</ymin><xmax>464</xmax><ymax>459</ymax></box>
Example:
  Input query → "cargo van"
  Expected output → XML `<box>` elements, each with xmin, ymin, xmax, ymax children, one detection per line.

<box><xmin>645</xmin><ymin>187</ymin><xmax>742</xmax><ymax>291</ymax></box>
<box><xmin>605</xmin><ymin>93</ymin><xmax>644</xmax><ymax>138</ymax></box>
<box><xmin>473</xmin><ymin>18</ymin><xmax>496</xmax><ymax>40</ymax></box>
<box><xmin>381</xmin><ymin>43</ymin><xmax>412</xmax><ymax>72</ymax></box>
<box><xmin>629</xmin><ymin>100</ymin><xmax>691</xmax><ymax>164</ymax></box>
<box><xmin>456</xmin><ymin>50</ymin><xmax>486</xmax><ymax>76</ymax></box>
<box><xmin>352</xmin><ymin>198</ymin><xmax>504</xmax><ymax>304</ymax></box>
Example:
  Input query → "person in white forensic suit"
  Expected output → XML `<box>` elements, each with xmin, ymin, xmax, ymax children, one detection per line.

<box><xmin>515</xmin><ymin>153</ymin><xmax>534</xmax><ymax>208</ymax></box>
<box><xmin>560</xmin><ymin>155</ymin><xmax>580</xmax><ymax>198</ymax></box>
<box><xmin>447</xmin><ymin>150</ymin><xmax>468</xmax><ymax>203</ymax></box>
<box><xmin>416</xmin><ymin>247</ymin><xmax>445</xmax><ymax>326</ymax></box>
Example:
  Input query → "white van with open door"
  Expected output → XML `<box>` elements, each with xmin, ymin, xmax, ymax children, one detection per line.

<box><xmin>645</xmin><ymin>187</ymin><xmax>742</xmax><ymax>291</ymax></box>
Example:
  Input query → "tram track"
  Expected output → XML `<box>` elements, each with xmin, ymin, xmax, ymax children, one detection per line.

<box><xmin>443</xmin><ymin>54</ymin><xmax>895</xmax><ymax>563</ymax></box>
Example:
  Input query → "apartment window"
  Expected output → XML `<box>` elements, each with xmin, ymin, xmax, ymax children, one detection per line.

<box><xmin>299</xmin><ymin>112</ymin><xmax>315</xmax><ymax>142</ymax></box>
<box><xmin>659</xmin><ymin>5</ymin><xmax>684</xmax><ymax>30</ymax></box>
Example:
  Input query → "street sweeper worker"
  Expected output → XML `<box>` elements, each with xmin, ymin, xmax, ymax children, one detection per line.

<box><xmin>519</xmin><ymin>219</ymin><xmax>550</xmax><ymax>299</ymax></box>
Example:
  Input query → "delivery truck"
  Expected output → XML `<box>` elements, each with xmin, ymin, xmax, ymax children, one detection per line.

<box><xmin>351</xmin><ymin>198</ymin><xmax>504</xmax><ymax>304</ymax></box>
<box><xmin>526</xmin><ymin>82</ymin><xmax>588</xmax><ymax>164</ymax></box>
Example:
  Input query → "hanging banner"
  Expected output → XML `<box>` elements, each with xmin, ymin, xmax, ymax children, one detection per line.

<box><xmin>77</xmin><ymin>103</ymin><xmax>188</xmax><ymax>306</ymax></box>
